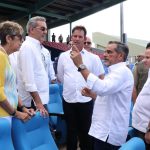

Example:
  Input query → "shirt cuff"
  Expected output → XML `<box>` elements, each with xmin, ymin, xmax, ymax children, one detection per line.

<box><xmin>51</xmin><ymin>76</ymin><xmax>56</xmax><ymax>80</ymax></box>
<box><xmin>87</xmin><ymin>73</ymin><xmax>99</xmax><ymax>89</ymax></box>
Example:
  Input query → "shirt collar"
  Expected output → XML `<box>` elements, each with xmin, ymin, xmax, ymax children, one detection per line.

<box><xmin>108</xmin><ymin>62</ymin><xmax>126</xmax><ymax>72</ymax></box>
<box><xmin>70</xmin><ymin>47</ymin><xmax>86</xmax><ymax>54</ymax></box>
<box><xmin>26</xmin><ymin>36</ymin><xmax>42</xmax><ymax>50</ymax></box>
<box><xmin>81</xmin><ymin>48</ymin><xmax>86</xmax><ymax>54</ymax></box>
<box><xmin>26</xmin><ymin>36</ymin><xmax>41</xmax><ymax>45</ymax></box>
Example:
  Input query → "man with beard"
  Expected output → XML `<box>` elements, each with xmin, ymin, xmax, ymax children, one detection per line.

<box><xmin>57</xmin><ymin>25</ymin><xmax>104</xmax><ymax>150</ymax></box>
<box><xmin>70</xmin><ymin>41</ymin><xmax>134</xmax><ymax>150</ymax></box>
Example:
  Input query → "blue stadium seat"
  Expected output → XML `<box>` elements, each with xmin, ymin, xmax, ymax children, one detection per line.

<box><xmin>12</xmin><ymin>112</ymin><xmax>58</xmax><ymax>150</ymax></box>
<box><xmin>119</xmin><ymin>137</ymin><xmax>145</xmax><ymax>150</ymax></box>
<box><xmin>129</xmin><ymin>100</ymin><xmax>133</xmax><ymax>127</ymax></box>
<box><xmin>47</xmin><ymin>84</ymin><xmax>63</xmax><ymax>126</ymax></box>
<box><xmin>128</xmin><ymin>127</ymin><xmax>136</xmax><ymax>139</ymax></box>
<box><xmin>47</xmin><ymin>83</ymin><xmax>67</xmax><ymax>145</ymax></box>
<box><xmin>0</xmin><ymin>118</ymin><xmax>15</xmax><ymax>150</ymax></box>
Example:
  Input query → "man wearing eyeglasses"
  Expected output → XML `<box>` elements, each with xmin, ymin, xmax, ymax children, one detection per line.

<box><xmin>84</xmin><ymin>36</ymin><xmax>105</xmax><ymax>79</ymax></box>
<box><xmin>84</xmin><ymin>37</ymin><xmax>92</xmax><ymax>52</ymax></box>
<box><xmin>17</xmin><ymin>16</ymin><xmax>49</xmax><ymax>117</ymax></box>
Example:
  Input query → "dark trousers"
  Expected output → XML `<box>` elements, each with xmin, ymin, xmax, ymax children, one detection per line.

<box><xmin>134</xmin><ymin>128</ymin><xmax>150</xmax><ymax>150</ymax></box>
<box><xmin>93</xmin><ymin>137</ymin><xmax>120</xmax><ymax>150</ymax></box>
<box><xmin>63</xmin><ymin>99</ymin><xmax>94</xmax><ymax>150</ymax></box>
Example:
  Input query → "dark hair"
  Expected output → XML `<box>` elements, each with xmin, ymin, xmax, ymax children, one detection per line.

<box><xmin>108</xmin><ymin>41</ymin><xmax>129</xmax><ymax>61</ymax></box>
<box><xmin>146</xmin><ymin>42</ymin><xmax>150</xmax><ymax>49</ymax></box>
<box><xmin>72</xmin><ymin>25</ymin><xmax>87</xmax><ymax>36</ymax></box>
<box><xmin>0</xmin><ymin>21</ymin><xmax>23</xmax><ymax>45</ymax></box>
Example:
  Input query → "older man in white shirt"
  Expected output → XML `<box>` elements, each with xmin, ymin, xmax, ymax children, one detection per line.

<box><xmin>70</xmin><ymin>41</ymin><xmax>134</xmax><ymax>150</ymax></box>
<box><xmin>17</xmin><ymin>16</ymin><xmax>49</xmax><ymax>116</ymax></box>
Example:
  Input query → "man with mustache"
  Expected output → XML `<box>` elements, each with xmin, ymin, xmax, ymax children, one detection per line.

<box><xmin>57</xmin><ymin>25</ymin><xmax>104</xmax><ymax>150</ymax></box>
<box><xmin>70</xmin><ymin>41</ymin><xmax>134</xmax><ymax>150</ymax></box>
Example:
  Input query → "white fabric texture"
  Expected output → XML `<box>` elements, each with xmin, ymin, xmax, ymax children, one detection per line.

<box><xmin>132</xmin><ymin>69</ymin><xmax>150</xmax><ymax>133</ymax></box>
<box><xmin>87</xmin><ymin>62</ymin><xmax>134</xmax><ymax>146</ymax></box>
<box><xmin>57</xmin><ymin>48</ymin><xmax>104</xmax><ymax>103</ymax></box>
<box><xmin>17</xmin><ymin>36</ymin><xmax>49</xmax><ymax>107</ymax></box>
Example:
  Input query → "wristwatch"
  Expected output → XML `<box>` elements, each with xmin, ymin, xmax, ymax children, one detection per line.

<box><xmin>78</xmin><ymin>64</ymin><xmax>87</xmax><ymax>72</ymax></box>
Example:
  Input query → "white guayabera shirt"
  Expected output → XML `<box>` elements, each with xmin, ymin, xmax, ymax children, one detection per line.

<box><xmin>87</xmin><ymin>62</ymin><xmax>134</xmax><ymax>146</ymax></box>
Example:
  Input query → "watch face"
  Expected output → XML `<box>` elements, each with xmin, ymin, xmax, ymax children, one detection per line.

<box><xmin>78</xmin><ymin>64</ymin><xmax>86</xmax><ymax>71</ymax></box>
<box><xmin>80</xmin><ymin>64</ymin><xmax>86</xmax><ymax>69</ymax></box>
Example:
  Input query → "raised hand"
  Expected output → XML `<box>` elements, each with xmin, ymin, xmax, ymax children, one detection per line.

<box><xmin>70</xmin><ymin>45</ymin><xmax>83</xmax><ymax>67</ymax></box>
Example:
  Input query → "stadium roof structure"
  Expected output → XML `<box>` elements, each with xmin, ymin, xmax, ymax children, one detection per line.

<box><xmin>0</xmin><ymin>0</ymin><xmax>125</xmax><ymax>29</ymax></box>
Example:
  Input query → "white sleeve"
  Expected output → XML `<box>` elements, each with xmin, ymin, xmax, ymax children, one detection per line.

<box><xmin>18</xmin><ymin>45</ymin><xmax>37</xmax><ymax>92</ymax></box>
<box><xmin>49</xmin><ymin>54</ymin><xmax>56</xmax><ymax>80</ymax></box>
<box><xmin>57</xmin><ymin>53</ymin><xmax>64</xmax><ymax>83</ymax></box>
<box><xmin>87</xmin><ymin>71</ymin><xmax>127</xmax><ymax>96</ymax></box>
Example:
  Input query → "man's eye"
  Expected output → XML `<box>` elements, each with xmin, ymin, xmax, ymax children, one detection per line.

<box><xmin>105</xmin><ymin>50</ymin><xmax>112</xmax><ymax>54</ymax></box>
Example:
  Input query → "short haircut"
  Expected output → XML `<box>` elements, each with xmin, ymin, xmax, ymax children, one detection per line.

<box><xmin>146</xmin><ymin>42</ymin><xmax>150</xmax><ymax>49</ymax></box>
<box><xmin>26</xmin><ymin>16</ymin><xmax>46</xmax><ymax>34</ymax></box>
<box><xmin>0</xmin><ymin>21</ymin><xmax>23</xmax><ymax>45</ymax></box>
<box><xmin>72</xmin><ymin>25</ymin><xmax>87</xmax><ymax>36</ymax></box>
<box><xmin>108</xmin><ymin>41</ymin><xmax>129</xmax><ymax>62</ymax></box>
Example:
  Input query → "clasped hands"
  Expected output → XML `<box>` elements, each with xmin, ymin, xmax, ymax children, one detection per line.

<box><xmin>15</xmin><ymin>107</ymin><xmax>35</xmax><ymax>122</ymax></box>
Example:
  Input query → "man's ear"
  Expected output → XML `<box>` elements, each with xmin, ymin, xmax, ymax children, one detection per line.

<box><xmin>6</xmin><ymin>35</ymin><xmax>12</xmax><ymax>43</ymax></box>
<box><xmin>118</xmin><ymin>52</ymin><xmax>124</xmax><ymax>61</ymax></box>
<box><xmin>84</xmin><ymin>36</ymin><xmax>87</xmax><ymax>41</ymax></box>
<box><xmin>71</xmin><ymin>35</ymin><xmax>73</xmax><ymax>41</ymax></box>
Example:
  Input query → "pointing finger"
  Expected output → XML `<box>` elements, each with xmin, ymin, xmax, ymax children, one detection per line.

<box><xmin>72</xmin><ymin>45</ymin><xmax>79</xmax><ymax>52</ymax></box>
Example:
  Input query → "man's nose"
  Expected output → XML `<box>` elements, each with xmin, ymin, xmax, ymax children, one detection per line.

<box><xmin>103</xmin><ymin>52</ymin><xmax>108</xmax><ymax>57</ymax></box>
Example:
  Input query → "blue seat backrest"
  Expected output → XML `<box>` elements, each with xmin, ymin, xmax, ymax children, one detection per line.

<box><xmin>0</xmin><ymin>118</ymin><xmax>15</xmax><ymax>150</ymax></box>
<box><xmin>119</xmin><ymin>137</ymin><xmax>145</xmax><ymax>150</ymax></box>
<box><xmin>12</xmin><ymin>112</ymin><xmax>58</xmax><ymax>150</ymax></box>
<box><xmin>49</xmin><ymin>84</ymin><xmax>62</xmax><ymax>104</ymax></box>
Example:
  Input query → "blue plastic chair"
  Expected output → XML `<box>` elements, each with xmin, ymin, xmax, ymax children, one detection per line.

<box><xmin>47</xmin><ymin>83</ymin><xmax>67</xmax><ymax>144</ymax></box>
<box><xmin>0</xmin><ymin>118</ymin><xmax>15</xmax><ymax>150</ymax></box>
<box><xmin>119</xmin><ymin>137</ymin><xmax>145</xmax><ymax>150</ymax></box>
<box><xmin>12</xmin><ymin>112</ymin><xmax>58</xmax><ymax>150</ymax></box>
<box><xmin>129</xmin><ymin>100</ymin><xmax>134</xmax><ymax>127</ymax></box>
<box><xmin>58</xmin><ymin>83</ymin><xmax>63</xmax><ymax>98</ymax></box>
<box><xmin>47</xmin><ymin>84</ymin><xmax>63</xmax><ymax>126</ymax></box>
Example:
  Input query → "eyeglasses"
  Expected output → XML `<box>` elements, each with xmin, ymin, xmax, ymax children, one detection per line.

<box><xmin>35</xmin><ymin>26</ymin><xmax>47</xmax><ymax>32</ymax></box>
<box><xmin>84</xmin><ymin>42</ymin><xmax>91</xmax><ymax>45</ymax></box>
<box><xmin>11</xmin><ymin>34</ymin><xmax>24</xmax><ymax>41</ymax></box>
